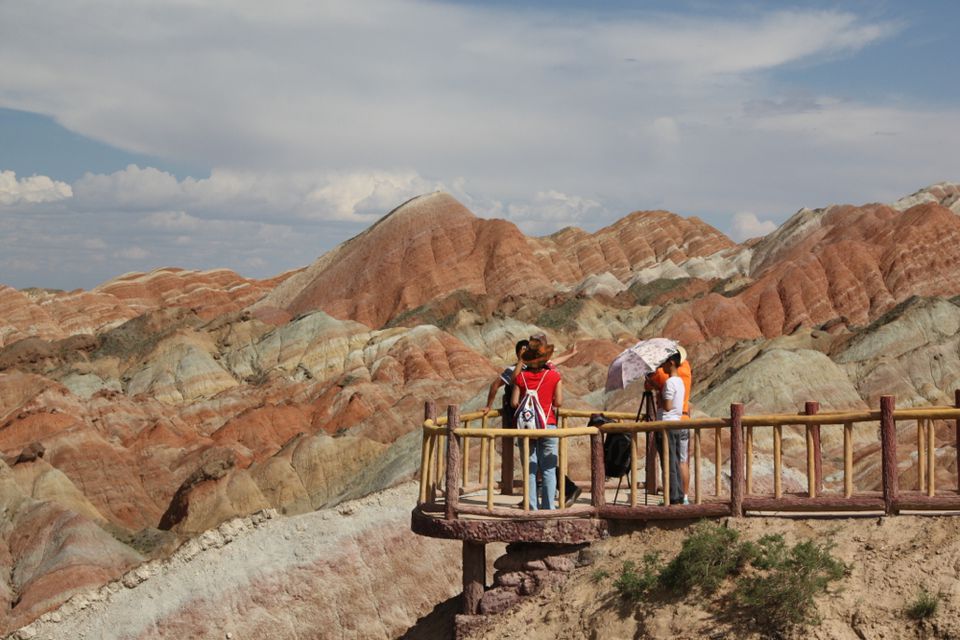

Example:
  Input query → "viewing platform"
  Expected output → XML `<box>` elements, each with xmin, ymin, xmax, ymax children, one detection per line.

<box><xmin>411</xmin><ymin>392</ymin><xmax>960</xmax><ymax>615</ymax></box>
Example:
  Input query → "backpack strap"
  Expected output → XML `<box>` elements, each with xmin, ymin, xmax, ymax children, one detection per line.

<box><xmin>520</xmin><ymin>370</ymin><xmax>555</xmax><ymax>427</ymax></box>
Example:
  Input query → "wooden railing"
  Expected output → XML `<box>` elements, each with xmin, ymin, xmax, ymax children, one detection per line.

<box><xmin>417</xmin><ymin>392</ymin><xmax>960</xmax><ymax>521</ymax></box>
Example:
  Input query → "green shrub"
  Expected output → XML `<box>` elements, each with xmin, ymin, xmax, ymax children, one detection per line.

<box><xmin>609</xmin><ymin>526</ymin><xmax>847</xmax><ymax>634</ymax></box>
<box><xmin>614</xmin><ymin>553</ymin><xmax>661</xmax><ymax>601</ymax></box>
<box><xmin>629</xmin><ymin>277</ymin><xmax>692</xmax><ymax>306</ymax></box>
<box><xmin>906</xmin><ymin>588</ymin><xmax>940</xmax><ymax>620</ymax></box>
<box><xmin>734</xmin><ymin>535</ymin><xmax>847</xmax><ymax>631</ymax></box>
<box><xmin>590</xmin><ymin>569</ymin><xmax>610</xmax><ymax>584</ymax></box>
<box><xmin>535</xmin><ymin>298</ymin><xmax>584</xmax><ymax>330</ymax></box>
<box><xmin>659</xmin><ymin>521</ymin><xmax>752</xmax><ymax>594</ymax></box>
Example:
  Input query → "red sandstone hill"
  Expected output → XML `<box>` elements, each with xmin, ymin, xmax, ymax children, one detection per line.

<box><xmin>2</xmin><ymin>184</ymin><xmax>960</xmax><ymax>635</ymax></box>
<box><xmin>0</xmin><ymin>267</ymin><xmax>292</xmax><ymax>349</ymax></box>
<box><xmin>662</xmin><ymin>201</ymin><xmax>960</xmax><ymax>346</ymax></box>
<box><xmin>252</xmin><ymin>192</ymin><xmax>735</xmax><ymax>328</ymax></box>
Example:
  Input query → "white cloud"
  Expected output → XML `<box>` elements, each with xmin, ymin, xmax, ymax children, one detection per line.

<box><xmin>732</xmin><ymin>212</ymin><xmax>777</xmax><ymax>241</ymax></box>
<box><xmin>142</xmin><ymin>210</ymin><xmax>201</xmax><ymax>231</ymax></box>
<box><xmin>649</xmin><ymin>117</ymin><xmax>680</xmax><ymax>147</ymax></box>
<box><xmin>73</xmin><ymin>164</ymin><xmax>445</xmax><ymax>223</ymax></box>
<box><xmin>484</xmin><ymin>190</ymin><xmax>606</xmax><ymax>234</ymax></box>
<box><xmin>303</xmin><ymin>170</ymin><xmax>443</xmax><ymax>222</ymax></box>
<box><xmin>1</xmin><ymin>2</ymin><xmax>958</xmax><ymax>289</ymax></box>
<box><xmin>0</xmin><ymin>3</ymin><xmax>900</xmax><ymax>182</ymax></box>
<box><xmin>115</xmin><ymin>246</ymin><xmax>149</xmax><ymax>260</ymax></box>
<box><xmin>609</xmin><ymin>10</ymin><xmax>893</xmax><ymax>76</ymax></box>
<box><xmin>0</xmin><ymin>170</ymin><xmax>72</xmax><ymax>206</ymax></box>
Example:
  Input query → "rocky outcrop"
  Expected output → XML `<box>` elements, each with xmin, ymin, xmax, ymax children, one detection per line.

<box><xmin>11</xmin><ymin>485</ymin><xmax>468</xmax><ymax>640</ymax></box>
<box><xmin>893</xmin><ymin>181</ymin><xmax>960</xmax><ymax>213</ymax></box>
<box><xmin>667</xmin><ymin>201</ymin><xmax>960</xmax><ymax>342</ymax></box>
<box><xmin>0</xmin><ymin>268</ymin><xmax>283</xmax><ymax>349</ymax></box>
<box><xmin>0</xmin><ymin>459</ymin><xmax>142</xmax><ymax>632</ymax></box>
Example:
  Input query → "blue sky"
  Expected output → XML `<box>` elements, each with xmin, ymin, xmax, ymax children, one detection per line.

<box><xmin>1</xmin><ymin>0</ymin><xmax>958</xmax><ymax>289</ymax></box>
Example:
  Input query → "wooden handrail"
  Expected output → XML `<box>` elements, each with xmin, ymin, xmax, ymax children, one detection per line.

<box><xmin>419</xmin><ymin>392</ymin><xmax>960</xmax><ymax>522</ymax></box>
<box><xmin>425</xmin><ymin>407</ymin><xmax>960</xmax><ymax>430</ymax></box>
<box><xmin>452</xmin><ymin>426</ymin><xmax>598</xmax><ymax>438</ymax></box>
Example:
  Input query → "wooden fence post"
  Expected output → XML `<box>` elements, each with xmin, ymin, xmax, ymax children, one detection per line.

<box><xmin>645</xmin><ymin>433</ymin><xmax>658</xmax><ymax>494</ymax></box>
<box><xmin>445</xmin><ymin>405</ymin><xmax>461</xmax><ymax>520</ymax></box>
<box><xmin>805</xmin><ymin>401</ymin><xmax>823</xmax><ymax>494</ymax></box>
<box><xmin>880</xmin><ymin>395</ymin><xmax>898</xmax><ymax>515</ymax></box>
<box><xmin>955</xmin><ymin>389</ymin><xmax>960</xmax><ymax>493</ymax></box>
<box><xmin>502</xmin><ymin>406</ymin><xmax>515</xmax><ymax>496</ymax></box>
<box><xmin>730</xmin><ymin>403</ymin><xmax>745</xmax><ymax>517</ymax></box>
<box><xmin>591</xmin><ymin>433</ymin><xmax>606</xmax><ymax>508</ymax></box>
<box><xmin>420</xmin><ymin>401</ymin><xmax>436</xmax><ymax>505</ymax></box>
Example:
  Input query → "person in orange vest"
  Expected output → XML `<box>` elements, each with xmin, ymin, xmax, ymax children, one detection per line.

<box><xmin>646</xmin><ymin>345</ymin><xmax>692</xmax><ymax>503</ymax></box>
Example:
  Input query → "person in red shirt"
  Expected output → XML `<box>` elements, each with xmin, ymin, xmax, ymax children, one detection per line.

<box><xmin>511</xmin><ymin>338</ymin><xmax>563</xmax><ymax>510</ymax></box>
<box><xmin>482</xmin><ymin>336</ymin><xmax>581</xmax><ymax>506</ymax></box>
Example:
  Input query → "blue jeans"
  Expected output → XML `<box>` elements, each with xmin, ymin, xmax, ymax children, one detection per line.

<box><xmin>528</xmin><ymin>425</ymin><xmax>558</xmax><ymax>510</ymax></box>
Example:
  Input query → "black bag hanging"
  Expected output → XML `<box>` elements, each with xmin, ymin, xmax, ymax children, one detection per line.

<box><xmin>603</xmin><ymin>433</ymin><xmax>632</xmax><ymax>478</ymax></box>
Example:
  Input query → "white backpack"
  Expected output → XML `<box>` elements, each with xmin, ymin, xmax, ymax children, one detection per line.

<box><xmin>514</xmin><ymin>371</ymin><xmax>552</xmax><ymax>429</ymax></box>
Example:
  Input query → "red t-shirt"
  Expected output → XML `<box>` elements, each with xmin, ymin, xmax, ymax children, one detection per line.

<box><xmin>516</xmin><ymin>368</ymin><xmax>561</xmax><ymax>425</ymax></box>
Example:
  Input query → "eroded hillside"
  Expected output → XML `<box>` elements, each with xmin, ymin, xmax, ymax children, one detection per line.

<box><xmin>1</xmin><ymin>183</ymin><xmax>959</xmax><ymax>636</ymax></box>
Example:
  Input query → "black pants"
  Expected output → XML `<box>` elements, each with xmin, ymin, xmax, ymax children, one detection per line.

<box><xmin>654</xmin><ymin>429</ymin><xmax>684</xmax><ymax>505</ymax></box>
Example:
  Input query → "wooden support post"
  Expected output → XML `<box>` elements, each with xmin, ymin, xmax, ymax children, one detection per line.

<box><xmin>806</xmin><ymin>426</ymin><xmax>816</xmax><ymax>499</ymax></box>
<box><xmin>645</xmin><ymin>432</ymin><xmax>658</xmax><ymax>494</ymax></box>
<box><xmin>487</xmin><ymin>436</ymin><xmax>496</xmax><ymax>510</ymax></box>
<box><xmin>478</xmin><ymin>432</ymin><xmax>487</xmax><ymax>486</ymax></box>
<box><xmin>463</xmin><ymin>418</ymin><xmax>471</xmax><ymax>484</ymax></box>
<box><xmin>420</xmin><ymin>401</ymin><xmax>436</xmax><ymax>504</ymax></box>
<box><xmin>561</xmin><ymin>423</ymin><xmax>569</xmax><ymax>484</ymax></box>
<box><xmin>461</xmin><ymin>422</ymin><xmax>470</xmax><ymax>491</ymax></box>
<box><xmin>661</xmin><ymin>429</ymin><xmax>670</xmax><ymax>505</ymax></box>
<box><xmin>956</xmin><ymin>390</ymin><xmax>960</xmax><ymax>492</ymax></box>
<box><xmin>843</xmin><ymin>422</ymin><xmax>853</xmax><ymax>498</ymax></box>
<box><xmin>522</xmin><ymin>436</ymin><xmax>530</xmax><ymax>512</ymax></box>
<box><xmin>502</xmin><ymin>413</ymin><xmax>515</xmax><ymax>496</ymax></box>
<box><xmin>918</xmin><ymin>419</ymin><xmax>927</xmax><ymax>492</ymax></box>
<box><xmin>927</xmin><ymin>418</ymin><xmax>936</xmax><ymax>498</ymax></box>
<box><xmin>694</xmin><ymin>429</ymin><xmax>702</xmax><ymax>505</ymax></box>
<box><xmin>715</xmin><ymin>427</ymin><xmax>722</xmax><ymax>496</ymax></box>
<box><xmin>630</xmin><ymin>432</ymin><xmax>639</xmax><ymax>507</ymax></box>
<box><xmin>773</xmin><ymin>425</ymin><xmax>782</xmax><ymax>499</ymax></box>
<box><xmin>445</xmin><ymin>406</ymin><xmax>461</xmax><ymax>520</ymax></box>
<box><xmin>880</xmin><ymin>395</ymin><xmax>898</xmax><ymax>515</ymax></box>
<box><xmin>462</xmin><ymin>541</ymin><xmax>485</xmax><ymax>615</ymax></box>
<box><xmin>806</xmin><ymin>401</ymin><xmax>823</xmax><ymax>494</ymax></box>
<box><xmin>436</xmin><ymin>434</ymin><xmax>445</xmax><ymax>493</ymax></box>
<box><xmin>730</xmin><ymin>403</ymin><xmax>745</xmax><ymax>517</ymax></box>
<box><xmin>426</xmin><ymin>434</ymin><xmax>437</xmax><ymax>503</ymax></box>
<box><xmin>590</xmin><ymin>433</ymin><xmax>606</xmax><ymax>508</ymax></box>
<box><xmin>419</xmin><ymin>434</ymin><xmax>431</xmax><ymax>505</ymax></box>
<box><xmin>745</xmin><ymin>426</ymin><xmax>753</xmax><ymax>495</ymax></box>
<box><xmin>558</xmin><ymin>416</ymin><xmax>566</xmax><ymax>509</ymax></box>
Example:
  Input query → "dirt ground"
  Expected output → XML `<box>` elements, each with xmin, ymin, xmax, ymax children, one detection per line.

<box><xmin>462</xmin><ymin>514</ymin><xmax>960</xmax><ymax>640</ymax></box>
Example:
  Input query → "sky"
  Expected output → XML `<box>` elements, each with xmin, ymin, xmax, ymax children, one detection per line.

<box><xmin>1</xmin><ymin>0</ymin><xmax>959</xmax><ymax>290</ymax></box>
